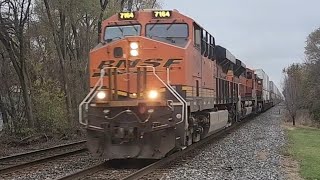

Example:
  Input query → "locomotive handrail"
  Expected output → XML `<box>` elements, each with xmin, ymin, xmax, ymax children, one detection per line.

<box><xmin>137</xmin><ymin>66</ymin><xmax>187</xmax><ymax>128</ymax></box>
<box><xmin>78</xmin><ymin>68</ymin><xmax>112</xmax><ymax>130</ymax></box>
<box><xmin>79</xmin><ymin>71</ymin><xmax>101</xmax><ymax>127</ymax></box>
<box><xmin>166</xmin><ymin>68</ymin><xmax>188</xmax><ymax>129</ymax></box>
<box><xmin>79</xmin><ymin>66</ymin><xmax>188</xmax><ymax>130</ymax></box>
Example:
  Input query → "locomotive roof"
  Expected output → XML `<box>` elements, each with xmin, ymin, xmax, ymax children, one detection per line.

<box><xmin>215</xmin><ymin>45</ymin><xmax>246</xmax><ymax>77</ymax></box>
<box><xmin>235</xmin><ymin>59</ymin><xmax>247</xmax><ymax>77</ymax></box>
<box><xmin>215</xmin><ymin>45</ymin><xmax>237</xmax><ymax>64</ymax></box>
<box><xmin>102</xmin><ymin>10</ymin><xmax>195</xmax><ymax>28</ymax></box>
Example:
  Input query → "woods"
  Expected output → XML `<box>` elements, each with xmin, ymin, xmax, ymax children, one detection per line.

<box><xmin>283</xmin><ymin>27</ymin><xmax>320</xmax><ymax>126</ymax></box>
<box><xmin>0</xmin><ymin>0</ymin><xmax>161</xmax><ymax>136</ymax></box>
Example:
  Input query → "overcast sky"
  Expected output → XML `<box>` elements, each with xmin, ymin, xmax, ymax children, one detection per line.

<box><xmin>162</xmin><ymin>0</ymin><xmax>320</xmax><ymax>89</ymax></box>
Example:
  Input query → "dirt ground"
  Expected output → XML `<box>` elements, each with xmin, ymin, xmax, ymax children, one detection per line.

<box><xmin>281</xmin><ymin>153</ymin><xmax>304</xmax><ymax>180</ymax></box>
<box><xmin>280</xmin><ymin>110</ymin><xmax>308</xmax><ymax>180</ymax></box>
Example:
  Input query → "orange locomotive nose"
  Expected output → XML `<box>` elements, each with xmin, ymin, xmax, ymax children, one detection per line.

<box><xmin>89</xmin><ymin>36</ymin><xmax>186</xmax><ymax>99</ymax></box>
<box><xmin>81</xmin><ymin>10</ymin><xmax>196</xmax><ymax>159</ymax></box>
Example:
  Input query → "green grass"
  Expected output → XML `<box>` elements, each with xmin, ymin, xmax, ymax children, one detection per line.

<box><xmin>287</xmin><ymin>127</ymin><xmax>320</xmax><ymax>180</ymax></box>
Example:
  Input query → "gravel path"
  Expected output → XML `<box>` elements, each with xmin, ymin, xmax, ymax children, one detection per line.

<box><xmin>158</xmin><ymin>106</ymin><xmax>286</xmax><ymax>180</ymax></box>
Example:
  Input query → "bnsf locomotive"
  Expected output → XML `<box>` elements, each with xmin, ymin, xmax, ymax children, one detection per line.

<box><xmin>79</xmin><ymin>10</ymin><xmax>282</xmax><ymax>160</ymax></box>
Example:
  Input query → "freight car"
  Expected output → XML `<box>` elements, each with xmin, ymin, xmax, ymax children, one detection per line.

<box><xmin>79</xmin><ymin>10</ymin><xmax>282</xmax><ymax>160</ymax></box>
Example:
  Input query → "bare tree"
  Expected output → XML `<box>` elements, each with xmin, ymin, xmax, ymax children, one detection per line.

<box><xmin>98</xmin><ymin>0</ymin><xmax>109</xmax><ymax>42</ymax></box>
<box><xmin>0</xmin><ymin>97</ymin><xmax>8</xmax><ymax>125</ymax></box>
<box><xmin>127</xmin><ymin>0</ymin><xmax>133</xmax><ymax>11</ymax></box>
<box><xmin>305</xmin><ymin>27</ymin><xmax>320</xmax><ymax>63</ymax></box>
<box><xmin>0</xmin><ymin>0</ymin><xmax>34</xmax><ymax>128</ymax></box>
<box><xmin>120</xmin><ymin>0</ymin><xmax>125</xmax><ymax>10</ymax></box>
<box><xmin>119</xmin><ymin>0</ymin><xmax>160</xmax><ymax>11</ymax></box>
<box><xmin>43</xmin><ymin>0</ymin><xmax>73</xmax><ymax>125</ymax></box>
<box><xmin>282</xmin><ymin>64</ymin><xmax>302</xmax><ymax>126</ymax></box>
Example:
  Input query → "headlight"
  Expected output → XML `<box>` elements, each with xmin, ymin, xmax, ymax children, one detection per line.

<box><xmin>147</xmin><ymin>90</ymin><xmax>159</xmax><ymax>100</ymax></box>
<box><xmin>97</xmin><ymin>91</ymin><xmax>107</xmax><ymax>100</ymax></box>
<box><xmin>130</xmin><ymin>49</ymin><xmax>139</xmax><ymax>57</ymax></box>
<box><xmin>130</xmin><ymin>42</ymin><xmax>139</xmax><ymax>50</ymax></box>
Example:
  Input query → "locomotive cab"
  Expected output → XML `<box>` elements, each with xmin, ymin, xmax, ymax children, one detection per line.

<box><xmin>81</xmin><ymin>10</ymin><xmax>198</xmax><ymax>159</ymax></box>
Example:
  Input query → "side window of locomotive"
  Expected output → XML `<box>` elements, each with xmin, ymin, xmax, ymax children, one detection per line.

<box><xmin>208</xmin><ymin>35</ymin><xmax>215</xmax><ymax>59</ymax></box>
<box><xmin>194</xmin><ymin>23</ymin><xmax>201</xmax><ymax>50</ymax></box>
<box><xmin>201</xmin><ymin>30</ymin><xmax>206</xmax><ymax>55</ymax></box>
<box><xmin>202</xmin><ymin>30</ymin><xmax>209</xmax><ymax>57</ymax></box>
<box><xmin>146</xmin><ymin>23</ymin><xmax>188</xmax><ymax>47</ymax></box>
<box><xmin>247</xmin><ymin>72</ymin><xmax>253</xmax><ymax>79</ymax></box>
<box><xmin>104</xmin><ymin>25</ymin><xmax>141</xmax><ymax>43</ymax></box>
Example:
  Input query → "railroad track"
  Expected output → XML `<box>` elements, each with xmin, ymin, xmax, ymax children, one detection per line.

<box><xmin>58</xmin><ymin>161</ymin><xmax>144</xmax><ymax>180</ymax></box>
<box><xmin>57</xmin><ymin>115</ymin><xmax>255</xmax><ymax>180</ymax></box>
<box><xmin>122</xmin><ymin>116</ymin><xmax>253</xmax><ymax>180</ymax></box>
<box><xmin>0</xmin><ymin>140</ymin><xmax>87</xmax><ymax>174</ymax></box>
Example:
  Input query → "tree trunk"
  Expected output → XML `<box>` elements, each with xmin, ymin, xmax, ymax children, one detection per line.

<box><xmin>292</xmin><ymin>116</ymin><xmax>296</xmax><ymax>126</ymax></box>
<box><xmin>120</xmin><ymin>0</ymin><xmax>125</xmax><ymax>10</ymax></box>
<box><xmin>152</xmin><ymin>0</ymin><xmax>157</xmax><ymax>8</ymax></box>
<box><xmin>43</xmin><ymin>0</ymin><xmax>73</xmax><ymax>126</ymax></box>
<box><xmin>128</xmin><ymin>0</ymin><xmax>133</xmax><ymax>11</ymax></box>
<box><xmin>0</xmin><ymin>97</ymin><xmax>8</xmax><ymax>125</ymax></box>
<box><xmin>97</xmin><ymin>12</ymin><xmax>104</xmax><ymax>43</ymax></box>
<box><xmin>18</xmin><ymin>23</ymin><xmax>35</xmax><ymax>128</ymax></box>
<box><xmin>59</xmin><ymin>9</ymin><xmax>74</xmax><ymax>126</ymax></box>
<box><xmin>98</xmin><ymin>0</ymin><xmax>109</xmax><ymax>43</ymax></box>
<box><xmin>20</xmin><ymin>69</ymin><xmax>34</xmax><ymax>128</ymax></box>
<box><xmin>0</xmin><ymin>34</ymin><xmax>34</xmax><ymax>128</ymax></box>
<box><xmin>84</xmin><ymin>13</ymin><xmax>90</xmax><ymax>93</ymax></box>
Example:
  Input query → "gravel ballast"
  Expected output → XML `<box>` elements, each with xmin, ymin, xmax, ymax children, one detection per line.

<box><xmin>0</xmin><ymin>136</ymin><xmax>86</xmax><ymax>158</ymax></box>
<box><xmin>0</xmin><ymin>106</ymin><xmax>286</xmax><ymax>179</ymax></box>
<box><xmin>160</xmin><ymin>106</ymin><xmax>286</xmax><ymax>180</ymax></box>
<box><xmin>0</xmin><ymin>151</ymin><xmax>103</xmax><ymax>180</ymax></box>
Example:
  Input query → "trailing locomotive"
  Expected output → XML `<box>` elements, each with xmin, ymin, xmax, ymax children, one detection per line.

<box><xmin>79</xmin><ymin>10</ymin><xmax>282</xmax><ymax>160</ymax></box>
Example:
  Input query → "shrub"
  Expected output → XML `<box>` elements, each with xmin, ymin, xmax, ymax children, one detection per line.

<box><xmin>33</xmin><ymin>79</ymin><xmax>69</xmax><ymax>134</ymax></box>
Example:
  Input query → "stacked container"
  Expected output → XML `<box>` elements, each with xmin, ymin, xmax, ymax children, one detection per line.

<box><xmin>269</xmin><ymin>81</ymin><xmax>275</xmax><ymax>100</ymax></box>
<box><xmin>254</xmin><ymin>69</ymin><xmax>270</xmax><ymax>102</ymax></box>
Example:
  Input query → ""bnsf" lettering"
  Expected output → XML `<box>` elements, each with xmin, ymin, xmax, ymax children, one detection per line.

<box><xmin>92</xmin><ymin>58</ymin><xmax>182</xmax><ymax>77</ymax></box>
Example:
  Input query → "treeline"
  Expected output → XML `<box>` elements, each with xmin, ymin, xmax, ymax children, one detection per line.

<box><xmin>283</xmin><ymin>27</ymin><xmax>320</xmax><ymax>126</ymax></box>
<box><xmin>0</xmin><ymin>0</ymin><xmax>161</xmax><ymax>136</ymax></box>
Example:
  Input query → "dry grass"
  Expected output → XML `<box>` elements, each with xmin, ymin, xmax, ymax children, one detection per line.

<box><xmin>281</xmin><ymin>123</ymin><xmax>304</xmax><ymax>180</ymax></box>
<box><xmin>282</xmin><ymin>122</ymin><xmax>318</xmax><ymax>131</ymax></box>
<box><xmin>282</xmin><ymin>109</ymin><xmax>319</xmax><ymax>128</ymax></box>
<box><xmin>281</xmin><ymin>154</ymin><xmax>304</xmax><ymax>180</ymax></box>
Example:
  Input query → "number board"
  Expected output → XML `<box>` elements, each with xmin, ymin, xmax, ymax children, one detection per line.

<box><xmin>118</xmin><ymin>12</ymin><xmax>136</xmax><ymax>20</ymax></box>
<box><xmin>152</xmin><ymin>10</ymin><xmax>172</xmax><ymax>19</ymax></box>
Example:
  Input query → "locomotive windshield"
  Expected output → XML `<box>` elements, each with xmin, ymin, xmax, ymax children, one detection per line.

<box><xmin>104</xmin><ymin>24</ymin><xmax>141</xmax><ymax>43</ymax></box>
<box><xmin>146</xmin><ymin>23</ymin><xmax>189</xmax><ymax>47</ymax></box>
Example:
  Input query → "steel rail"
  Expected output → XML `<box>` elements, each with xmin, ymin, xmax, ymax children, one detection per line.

<box><xmin>0</xmin><ymin>140</ymin><xmax>86</xmax><ymax>162</ymax></box>
<box><xmin>57</xmin><ymin>162</ymin><xmax>106</xmax><ymax>180</ymax></box>
<box><xmin>121</xmin><ymin>114</ymin><xmax>256</xmax><ymax>180</ymax></box>
<box><xmin>0</xmin><ymin>148</ymin><xmax>87</xmax><ymax>174</ymax></box>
